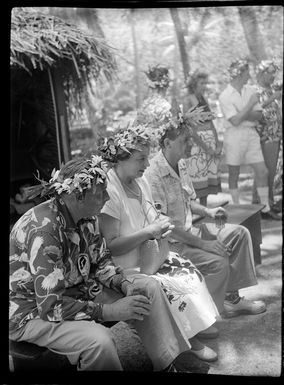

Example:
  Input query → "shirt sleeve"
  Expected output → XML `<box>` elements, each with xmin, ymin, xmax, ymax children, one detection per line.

<box><xmin>28</xmin><ymin>231</ymin><xmax>103</xmax><ymax>322</ymax></box>
<box><xmin>144</xmin><ymin>167</ymin><xmax>168</xmax><ymax>215</ymax></box>
<box><xmin>219</xmin><ymin>92</ymin><xmax>238</xmax><ymax>120</ymax></box>
<box><xmin>84</xmin><ymin>220</ymin><xmax>127</xmax><ymax>294</ymax></box>
<box><xmin>100</xmin><ymin>184</ymin><xmax>121</xmax><ymax>220</ymax></box>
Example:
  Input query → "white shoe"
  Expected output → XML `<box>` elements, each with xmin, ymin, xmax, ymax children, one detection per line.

<box><xmin>190</xmin><ymin>346</ymin><xmax>218</xmax><ymax>362</ymax></box>
<box><xmin>224</xmin><ymin>297</ymin><xmax>266</xmax><ymax>318</ymax></box>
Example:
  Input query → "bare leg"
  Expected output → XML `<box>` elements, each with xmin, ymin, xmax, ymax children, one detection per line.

<box><xmin>261</xmin><ymin>140</ymin><xmax>280</xmax><ymax>206</ymax></box>
<box><xmin>228</xmin><ymin>165</ymin><xmax>240</xmax><ymax>204</ymax></box>
<box><xmin>249</xmin><ymin>161</ymin><xmax>269</xmax><ymax>211</ymax></box>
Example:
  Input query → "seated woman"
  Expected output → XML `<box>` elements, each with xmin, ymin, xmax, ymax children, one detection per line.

<box><xmin>98</xmin><ymin>123</ymin><xmax>220</xmax><ymax>363</ymax></box>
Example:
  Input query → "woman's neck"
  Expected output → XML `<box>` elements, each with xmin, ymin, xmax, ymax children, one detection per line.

<box><xmin>115</xmin><ymin>166</ymin><xmax>134</xmax><ymax>186</ymax></box>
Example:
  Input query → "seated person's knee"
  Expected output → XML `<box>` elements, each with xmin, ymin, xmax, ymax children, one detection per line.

<box><xmin>85</xmin><ymin>323</ymin><xmax>116</xmax><ymax>353</ymax></box>
<box><xmin>140</xmin><ymin>276</ymin><xmax>161</xmax><ymax>298</ymax></box>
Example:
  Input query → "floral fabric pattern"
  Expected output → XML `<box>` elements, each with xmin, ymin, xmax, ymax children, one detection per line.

<box><xmin>255</xmin><ymin>85</ymin><xmax>282</xmax><ymax>143</ymax></box>
<box><xmin>9</xmin><ymin>198</ymin><xmax>125</xmax><ymax>332</ymax></box>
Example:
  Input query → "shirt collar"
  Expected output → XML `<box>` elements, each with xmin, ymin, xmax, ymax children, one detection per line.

<box><xmin>55</xmin><ymin>197</ymin><xmax>78</xmax><ymax>232</ymax></box>
<box><xmin>228</xmin><ymin>82</ymin><xmax>249</xmax><ymax>96</ymax></box>
<box><xmin>156</xmin><ymin>150</ymin><xmax>180</xmax><ymax>180</ymax></box>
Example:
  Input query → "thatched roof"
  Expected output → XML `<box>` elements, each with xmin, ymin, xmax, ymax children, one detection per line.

<box><xmin>10</xmin><ymin>7</ymin><xmax>117</xmax><ymax>84</ymax></box>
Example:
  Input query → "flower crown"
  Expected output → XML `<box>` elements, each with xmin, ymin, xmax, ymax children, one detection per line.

<box><xmin>156</xmin><ymin>104</ymin><xmax>216</xmax><ymax>141</ymax></box>
<box><xmin>25</xmin><ymin>155</ymin><xmax>108</xmax><ymax>199</ymax></box>
<box><xmin>99</xmin><ymin>123</ymin><xmax>153</xmax><ymax>163</ymax></box>
<box><xmin>145</xmin><ymin>65</ymin><xmax>170</xmax><ymax>89</ymax></box>
<box><xmin>255</xmin><ymin>59</ymin><xmax>279</xmax><ymax>75</ymax></box>
<box><xmin>228</xmin><ymin>58</ymin><xmax>249</xmax><ymax>79</ymax></box>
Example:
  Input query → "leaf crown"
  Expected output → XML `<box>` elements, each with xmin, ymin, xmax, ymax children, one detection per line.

<box><xmin>145</xmin><ymin>65</ymin><xmax>170</xmax><ymax>89</ymax></box>
<box><xmin>156</xmin><ymin>104</ymin><xmax>216</xmax><ymax>141</ymax></box>
<box><xmin>255</xmin><ymin>59</ymin><xmax>279</xmax><ymax>75</ymax></box>
<box><xmin>99</xmin><ymin>123</ymin><xmax>153</xmax><ymax>163</ymax></box>
<box><xmin>25</xmin><ymin>155</ymin><xmax>108</xmax><ymax>199</ymax></box>
<box><xmin>228</xmin><ymin>58</ymin><xmax>249</xmax><ymax>79</ymax></box>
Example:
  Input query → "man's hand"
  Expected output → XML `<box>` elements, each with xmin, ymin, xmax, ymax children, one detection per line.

<box><xmin>102</xmin><ymin>295</ymin><xmax>152</xmax><ymax>322</ymax></box>
<box><xmin>123</xmin><ymin>279</ymin><xmax>150</xmax><ymax>298</ymax></box>
<box><xmin>206</xmin><ymin>207</ymin><xmax>228</xmax><ymax>220</ymax></box>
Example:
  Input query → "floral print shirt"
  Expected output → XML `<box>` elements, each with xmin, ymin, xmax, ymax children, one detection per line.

<box><xmin>9</xmin><ymin>197</ymin><xmax>126</xmax><ymax>332</ymax></box>
<box><xmin>144</xmin><ymin>151</ymin><xmax>197</xmax><ymax>233</ymax></box>
<box><xmin>255</xmin><ymin>85</ymin><xmax>282</xmax><ymax>143</ymax></box>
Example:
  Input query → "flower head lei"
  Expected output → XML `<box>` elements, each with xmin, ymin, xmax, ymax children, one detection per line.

<box><xmin>25</xmin><ymin>155</ymin><xmax>108</xmax><ymax>200</ymax></box>
<box><xmin>227</xmin><ymin>58</ymin><xmax>249</xmax><ymax>80</ymax></box>
<box><xmin>145</xmin><ymin>65</ymin><xmax>170</xmax><ymax>90</ymax></box>
<box><xmin>255</xmin><ymin>59</ymin><xmax>279</xmax><ymax>76</ymax></box>
<box><xmin>99</xmin><ymin>123</ymin><xmax>153</xmax><ymax>163</ymax></box>
<box><xmin>156</xmin><ymin>104</ymin><xmax>216</xmax><ymax>141</ymax></box>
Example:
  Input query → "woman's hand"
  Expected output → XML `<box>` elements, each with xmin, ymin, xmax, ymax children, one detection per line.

<box><xmin>145</xmin><ymin>217</ymin><xmax>174</xmax><ymax>240</ymax></box>
<box><xmin>215</xmin><ymin>141</ymin><xmax>223</xmax><ymax>156</ymax></box>
<box><xmin>102</xmin><ymin>295</ymin><xmax>152</xmax><ymax>322</ymax></box>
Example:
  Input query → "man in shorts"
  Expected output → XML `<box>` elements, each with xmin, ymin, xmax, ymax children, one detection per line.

<box><xmin>219</xmin><ymin>58</ymin><xmax>280</xmax><ymax>220</ymax></box>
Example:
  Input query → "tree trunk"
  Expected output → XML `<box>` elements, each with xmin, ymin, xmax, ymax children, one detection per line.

<box><xmin>170</xmin><ymin>8</ymin><xmax>190</xmax><ymax>82</ymax></box>
<box><xmin>238</xmin><ymin>6</ymin><xmax>267</xmax><ymax>63</ymax></box>
<box><xmin>129</xmin><ymin>9</ymin><xmax>141</xmax><ymax>109</ymax></box>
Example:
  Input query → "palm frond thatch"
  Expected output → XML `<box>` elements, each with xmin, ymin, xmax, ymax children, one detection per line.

<box><xmin>10</xmin><ymin>7</ymin><xmax>117</xmax><ymax>84</ymax></box>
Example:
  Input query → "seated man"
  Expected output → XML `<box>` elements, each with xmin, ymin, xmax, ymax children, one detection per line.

<box><xmin>9</xmin><ymin>156</ymin><xmax>192</xmax><ymax>372</ymax></box>
<box><xmin>144</xmin><ymin>116</ymin><xmax>266</xmax><ymax>320</ymax></box>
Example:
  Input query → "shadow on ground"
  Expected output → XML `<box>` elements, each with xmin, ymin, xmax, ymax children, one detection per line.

<box><xmin>111</xmin><ymin>197</ymin><xmax>282</xmax><ymax>376</ymax></box>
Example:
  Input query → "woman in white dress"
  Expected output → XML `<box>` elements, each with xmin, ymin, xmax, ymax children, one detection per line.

<box><xmin>98</xmin><ymin>122</ymin><xmax>220</xmax><ymax>363</ymax></box>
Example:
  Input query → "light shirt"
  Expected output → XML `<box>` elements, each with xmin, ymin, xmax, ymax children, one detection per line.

<box><xmin>219</xmin><ymin>83</ymin><xmax>262</xmax><ymax>130</ymax></box>
<box><xmin>144</xmin><ymin>151</ymin><xmax>196</xmax><ymax>233</ymax></box>
<box><xmin>101</xmin><ymin>168</ymin><xmax>160</xmax><ymax>272</ymax></box>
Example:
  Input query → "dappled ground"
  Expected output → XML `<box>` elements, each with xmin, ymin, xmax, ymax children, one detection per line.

<box><xmin>111</xmin><ymin>173</ymin><xmax>282</xmax><ymax>376</ymax></box>
<box><xmin>207</xmin><ymin>219</ymin><xmax>282</xmax><ymax>376</ymax></box>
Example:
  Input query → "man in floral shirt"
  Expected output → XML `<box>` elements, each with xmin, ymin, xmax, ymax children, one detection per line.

<box><xmin>9</xmin><ymin>156</ymin><xmax>192</xmax><ymax>371</ymax></box>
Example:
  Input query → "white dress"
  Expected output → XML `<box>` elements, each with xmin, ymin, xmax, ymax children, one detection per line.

<box><xmin>101</xmin><ymin>169</ymin><xmax>220</xmax><ymax>341</ymax></box>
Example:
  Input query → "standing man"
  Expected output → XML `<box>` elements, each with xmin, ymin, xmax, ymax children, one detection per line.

<box><xmin>144</xmin><ymin>116</ymin><xmax>266</xmax><ymax>321</ymax></box>
<box><xmin>218</xmin><ymin>58</ymin><xmax>280</xmax><ymax>220</ymax></box>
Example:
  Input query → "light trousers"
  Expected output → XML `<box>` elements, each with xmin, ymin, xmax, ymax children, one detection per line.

<box><xmin>10</xmin><ymin>275</ymin><xmax>191</xmax><ymax>371</ymax></box>
<box><xmin>170</xmin><ymin>223</ymin><xmax>257</xmax><ymax>313</ymax></box>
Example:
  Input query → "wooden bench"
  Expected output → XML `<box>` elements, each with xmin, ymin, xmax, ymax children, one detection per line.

<box><xmin>193</xmin><ymin>203</ymin><xmax>265</xmax><ymax>265</ymax></box>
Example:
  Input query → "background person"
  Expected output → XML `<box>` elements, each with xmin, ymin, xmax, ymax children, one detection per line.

<box><xmin>9</xmin><ymin>156</ymin><xmax>196</xmax><ymax>372</ymax></box>
<box><xmin>183</xmin><ymin>71</ymin><xmax>222</xmax><ymax>206</ymax></box>
<box><xmin>218</xmin><ymin>58</ymin><xmax>280</xmax><ymax>220</ymax></box>
<box><xmin>251</xmin><ymin>60</ymin><xmax>282</xmax><ymax>213</ymax></box>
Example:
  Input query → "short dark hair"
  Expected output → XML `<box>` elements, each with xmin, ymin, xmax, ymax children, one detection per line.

<box><xmin>186</xmin><ymin>72</ymin><xmax>208</xmax><ymax>94</ymax></box>
<box><xmin>159</xmin><ymin>121</ymin><xmax>188</xmax><ymax>148</ymax></box>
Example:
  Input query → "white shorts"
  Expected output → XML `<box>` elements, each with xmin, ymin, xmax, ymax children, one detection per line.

<box><xmin>224</xmin><ymin>126</ymin><xmax>264</xmax><ymax>166</ymax></box>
